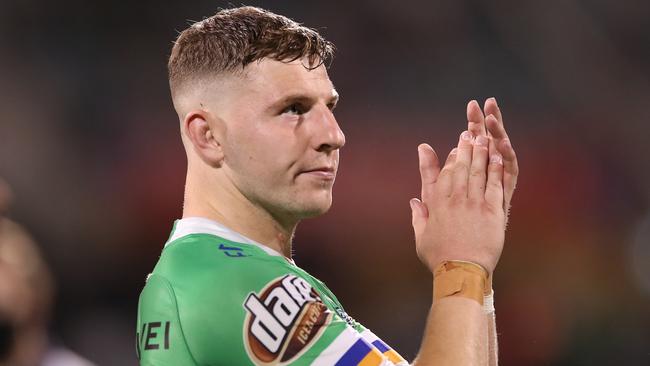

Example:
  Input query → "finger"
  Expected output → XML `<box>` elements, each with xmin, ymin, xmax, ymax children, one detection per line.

<box><xmin>483</xmin><ymin>98</ymin><xmax>512</xmax><ymax>167</ymax></box>
<box><xmin>484</xmin><ymin>97</ymin><xmax>502</xmax><ymax>162</ymax></box>
<box><xmin>469</xmin><ymin>134</ymin><xmax>489</xmax><ymax>200</ymax></box>
<box><xmin>485</xmin><ymin>114</ymin><xmax>514</xmax><ymax>162</ymax></box>
<box><xmin>486</xmin><ymin>114</ymin><xmax>518</xmax><ymax>207</ymax></box>
<box><xmin>499</xmin><ymin>138</ymin><xmax>518</xmax><ymax>209</ymax></box>
<box><xmin>484</xmin><ymin>97</ymin><xmax>503</xmax><ymax>126</ymax></box>
<box><xmin>451</xmin><ymin>131</ymin><xmax>474</xmax><ymax>198</ymax></box>
<box><xmin>410</xmin><ymin>198</ymin><xmax>429</xmax><ymax>239</ymax></box>
<box><xmin>467</xmin><ymin>100</ymin><xmax>487</xmax><ymax>137</ymax></box>
<box><xmin>434</xmin><ymin>148</ymin><xmax>457</xmax><ymax>199</ymax></box>
<box><xmin>485</xmin><ymin>98</ymin><xmax>518</xmax><ymax>211</ymax></box>
<box><xmin>418</xmin><ymin>143</ymin><xmax>440</xmax><ymax>203</ymax></box>
<box><xmin>485</xmin><ymin>153</ymin><xmax>504</xmax><ymax>209</ymax></box>
<box><xmin>487</xmin><ymin>134</ymin><xmax>498</xmax><ymax>170</ymax></box>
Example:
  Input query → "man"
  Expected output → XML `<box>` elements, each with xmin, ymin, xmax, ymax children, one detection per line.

<box><xmin>137</xmin><ymin>6</ymin><xmax>518</xmax><ymax>366</ymax></box>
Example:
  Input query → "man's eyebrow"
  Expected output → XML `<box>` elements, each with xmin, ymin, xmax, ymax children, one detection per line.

<box><xmin>267</xmin><ymin>89</ymin><xmax>340</xmax><ymax>111</ymax></box>
<box><xmin>266</xmin><ymin>94</ymin><xmax>313</xmax><ymax>112</ymax></box>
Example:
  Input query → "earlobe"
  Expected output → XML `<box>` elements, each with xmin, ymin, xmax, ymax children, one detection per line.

<box><xmin>184</xmin><ymin>112</ymin><xmax>225</xmax><ymax>167</ymax></box>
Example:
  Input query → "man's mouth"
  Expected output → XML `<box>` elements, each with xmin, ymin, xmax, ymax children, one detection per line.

<box><xmin>299</xmin><ymin>166</ymin><xmax>336</xmax><ymax>180</ymax></box>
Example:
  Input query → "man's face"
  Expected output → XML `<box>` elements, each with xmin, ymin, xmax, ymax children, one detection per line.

<box><xmin>211</xmin><ymin>58</ymin><xmax>345</xmax><ymax>222</ymax></box>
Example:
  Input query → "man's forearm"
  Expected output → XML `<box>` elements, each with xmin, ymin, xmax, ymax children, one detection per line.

<box><xmin>412</xmin><ymin>294</ymin><xmax>488</xmax><ymax>366</ymax></box>
<box><xmin>487</xmin><ymin>311</ymin><xmax>498</xmax><ymax>366</ymax></box>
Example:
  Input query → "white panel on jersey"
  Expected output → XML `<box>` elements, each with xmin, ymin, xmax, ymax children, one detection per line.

<box><xmin>360</xmin><ymin>328</ymin><xmax>380</xmax><ymax>344</ymax></box>
<box><xmin>311</xmin><ymin>327</ymin><xmax>361</xmax><ymax>366</ymax></box>
<box><xmin>166</xmin><ymin>216</ymin><xmax>284</xmax><ymax>258</ymax></box>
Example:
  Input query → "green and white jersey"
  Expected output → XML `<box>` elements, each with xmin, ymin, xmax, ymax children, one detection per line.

<box><xmin>137</xmin><ymin>217</ymin><xmax>408</xmax><ymax>366</ymax></box>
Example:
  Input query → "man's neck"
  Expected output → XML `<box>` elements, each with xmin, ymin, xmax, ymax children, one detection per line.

<box><xmin>182</xmin><ymin>172</ymin><xmax>296</xmax><ymax>258</ymax></box>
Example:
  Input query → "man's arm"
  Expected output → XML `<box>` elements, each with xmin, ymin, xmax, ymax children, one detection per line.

<box><xmin>408</xmin><ymin>98</ymin><xmax>517</xmax><ymax>365</ymax></box>
<box><xmin>137</xmin><ymin>274</ymin><xmax>198</xmax><ymax>366</ymax></box>
<box><xmin>413</xmin><ymin>296</ymin><xmax>488</xmax><ymax>366</ymax></box>
<box><xmin>451</xmin><ymin>98</ymin><xmax>513</xmax><ymax>366</ymax></box>
<box><xmin>487</xmin><ymin>309</ymin><xmax>498</xmax><ymax>366</ymax></box>
<box><xmin>482</xmin><ymin>97</ymin><xmax>517</xmax><ymax>366</ymax></box>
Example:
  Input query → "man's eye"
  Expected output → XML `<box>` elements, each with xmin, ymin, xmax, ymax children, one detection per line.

<box><xmin>282</xmin><ymin>104</ymin><xmax>305</xmax><ymax>115</ymax></box>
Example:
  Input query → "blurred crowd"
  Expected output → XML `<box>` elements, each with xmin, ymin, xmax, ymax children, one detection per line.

<box><xmin>0</xmin><ymin>181</ymin><xmax>93</xmax><ymax>365</ymax></box>
<box><xmin>1</xmin><ymin>0</ymin><xmax>649</xmax><ymax>365</ymax></box>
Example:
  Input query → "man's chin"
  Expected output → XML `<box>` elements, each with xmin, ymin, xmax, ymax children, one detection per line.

<box><xmin>293</xmin><ymin>195</ymin><xmax>333</xmax><ymax>219</ymax></box>
<box><xmin>298</xmin><ymin>205</ymin><xmax>331</xmax><ymax>219</ymax></box>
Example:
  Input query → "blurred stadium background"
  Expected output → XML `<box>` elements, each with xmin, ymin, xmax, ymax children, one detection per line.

<box><xmin>1</xmin><ymin>0</ymin><xmax>649</xmax><ymax>364</ymax></box>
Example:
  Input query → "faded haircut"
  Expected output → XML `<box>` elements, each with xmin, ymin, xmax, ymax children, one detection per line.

<box><xmin>168</xmin><ymin>6</ymin><xmax>335</xmax><ymax>96</ymax></box>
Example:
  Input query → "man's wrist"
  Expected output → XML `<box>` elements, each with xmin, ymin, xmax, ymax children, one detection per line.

<box><xmin>433</xmin><ymin>260</ymin><xmax>492</xmax><ymax>306</ymax></box>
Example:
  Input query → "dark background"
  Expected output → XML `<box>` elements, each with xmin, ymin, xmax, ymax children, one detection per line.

<box><xmin>1</xmin><ymin>0</ymin><xmax>650</xmax><ymax>364</ymax></box>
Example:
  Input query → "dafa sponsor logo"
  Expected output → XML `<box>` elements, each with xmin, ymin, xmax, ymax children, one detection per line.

<box><xmin>243</xmin><ymin>275</ymin><xmax>331</xmax><ymax>365</ymax></box>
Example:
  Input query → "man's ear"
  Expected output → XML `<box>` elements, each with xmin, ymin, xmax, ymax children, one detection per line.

<box><xmin>184</xmin><ymin>111</ymin><xmax>225</xmax><ymax>167</ymax></box>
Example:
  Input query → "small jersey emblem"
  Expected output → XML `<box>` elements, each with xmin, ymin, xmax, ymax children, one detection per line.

<box><xmin>218</xmin><ymin>243</ymin><xmax>250</xmax><ymax>257</ymax></box>
<box><xmin>243</xmin><ymin>274</ymin><xmax>331</xmax><ymax>365</ymax></box>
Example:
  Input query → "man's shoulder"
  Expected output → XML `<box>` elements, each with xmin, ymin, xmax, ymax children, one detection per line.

<box><xmin>138</xmin><ymin>234</ymin><xmax>314</xmax><ymax>365</ymax></box>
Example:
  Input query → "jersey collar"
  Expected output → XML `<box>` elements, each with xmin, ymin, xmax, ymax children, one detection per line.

<box><xmin>166</xmin><ymin>217</ymin><xmax>292</xmax><ymax>262</ymax></box>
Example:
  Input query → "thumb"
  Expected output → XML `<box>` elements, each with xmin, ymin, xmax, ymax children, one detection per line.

<box><xmin>409</xmin><ymin>198</ymin><xmax>428</xmax><ymax>238</ymax></box>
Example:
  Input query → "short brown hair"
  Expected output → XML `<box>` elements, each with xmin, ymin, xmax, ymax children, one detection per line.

<box><xmin>168</xmin><ymin>6</ymin><xmax>335</xmax><ymax>95</ymax></box>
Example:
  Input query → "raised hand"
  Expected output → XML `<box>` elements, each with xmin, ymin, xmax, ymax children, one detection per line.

<box><xmin>410</xmin><ymin>98</ymin><xmax>517</xmax><ymax>275</ymax></box>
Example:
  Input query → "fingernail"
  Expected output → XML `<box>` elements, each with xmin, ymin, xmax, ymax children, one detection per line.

<box><xmin>461</xmin><ymin>131</ymin><xmax>472</xmax><ymax>141</ymax></box>
<box><xmin>503</xmin><ymin>139</ymin><xmax>511</xmax><ymax>148</ymax></box>
<box><xmin>450</xmin><ymin>148</ymin><xmax>458</xmax><ymax>155</ymax></box>
<box><xmin>476</xmin><ymin>135</ymin><xmax>488</xmax><ymax>146</ymax></box>
<box><xmin>489</xmin><ymin>97</ymin><xmax>498</xmax><ymax>106</ymax></box>
<box><xmin>490</xmin><ymin>154</ymin><xmax>503</xmax><ymax>165</ymax></box>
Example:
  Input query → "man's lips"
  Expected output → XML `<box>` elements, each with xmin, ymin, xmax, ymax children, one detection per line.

<box><xmin>299</xmin><ymin>166</ymin><xmax>336</xmax><ymax>179</ymax></box>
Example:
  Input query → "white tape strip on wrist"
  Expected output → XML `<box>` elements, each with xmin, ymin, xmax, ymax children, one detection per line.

<box><xmin>483</xmin><ymin>290</ymin><xmax>495</xmax><ymax>314</ymax></box>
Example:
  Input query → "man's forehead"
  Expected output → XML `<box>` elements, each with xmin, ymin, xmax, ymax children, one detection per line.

<box><xmin>238</xmin><ymin>59</ymin><xmax>336</xmax><ymax>101</ymax></box>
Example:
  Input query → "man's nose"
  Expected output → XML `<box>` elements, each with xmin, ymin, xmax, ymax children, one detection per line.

<box><xmin>312</xmin><ymin>105</ymin><xmax>345</xmax><ymax>153</ymax></box>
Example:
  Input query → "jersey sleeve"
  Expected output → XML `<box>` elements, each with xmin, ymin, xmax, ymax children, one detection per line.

<box><xmin>136</xmin><ymin>274</ymin><xmax>197</xmax><ymax>366</ymax></box>
<box><xmin>234</xmin><ymin>272</ymin><xmax>409</xmax><ymax>366</ymax></box>
<box><xmin>355</xmin><ymin>328</ymin><xmax>409</xmax><ymax>366</ymax></box>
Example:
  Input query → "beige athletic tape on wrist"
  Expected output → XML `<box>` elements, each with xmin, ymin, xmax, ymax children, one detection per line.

<box><xmin>433</xmin><ymin>261</ymin><xmax>491</xmax><ymax>306</ymax></box>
